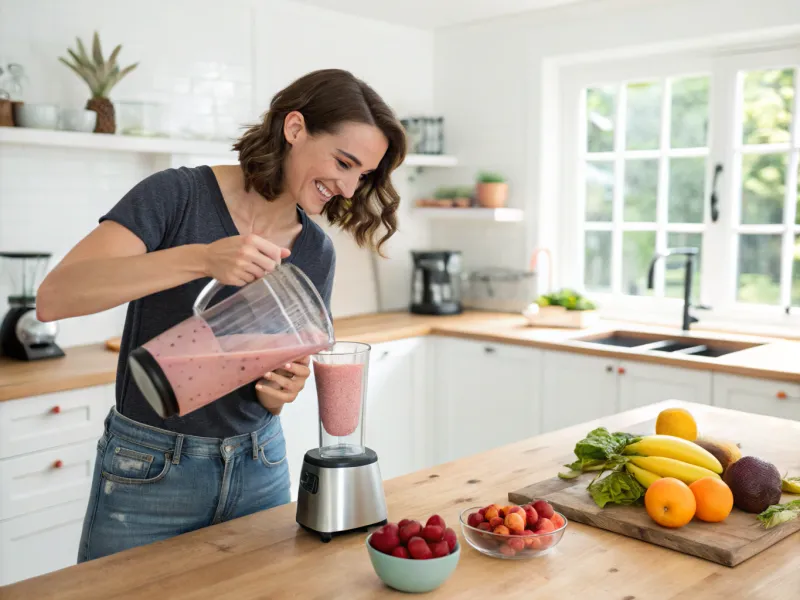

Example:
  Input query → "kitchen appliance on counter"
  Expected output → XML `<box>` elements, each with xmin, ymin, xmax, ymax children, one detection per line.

<box><xmin>0</xmin><ymin>252</ymin><xmax>64</xmax><ymax>361</ymax></box>
<box><xmin>296</xmin><ymin>342</ymin><xmax>387</xmax><ymax>543</ymax></box>
<box><xmin>409</xmin><ymin>250</ymin><xmax>463</xmax><ymax>315</ymax></box>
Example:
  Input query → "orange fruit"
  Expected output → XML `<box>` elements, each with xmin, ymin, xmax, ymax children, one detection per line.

<box><xmin>689</xmin><ymin>477</ymin><xmax>734</xmax><ymax>522</ymax></box>
<box><xmin>644</xmin><ymin>477</ymin><xmax>696</xmax><ymax>528</ymax></box>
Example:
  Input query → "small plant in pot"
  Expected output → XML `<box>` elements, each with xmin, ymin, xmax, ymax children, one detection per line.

<box><xmin>476</xmin><ymin>171</ymin><xmax>508</xmax><ymax>208</ymax></box>
<box><xmin>59</xmin><ymin>32</ymin><xmax>138</xmax><ymax>134</ymax></box>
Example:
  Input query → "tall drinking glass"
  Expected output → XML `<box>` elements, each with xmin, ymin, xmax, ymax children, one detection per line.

<box><xmin>313</xmin><ymin>342</ymin><xmax>370</xmax><ymax>458</ymax></box>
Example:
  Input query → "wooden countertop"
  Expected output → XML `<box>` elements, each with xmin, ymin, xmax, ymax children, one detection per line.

<box><xmin>1</xmin><ymin>311</ymin><xmax>798</xmax><ymax>403</ymax></box>
<box><xmin>5</xmin><ymin>401</ymin><xmax>798</xmax><ymax>599</ymax></box>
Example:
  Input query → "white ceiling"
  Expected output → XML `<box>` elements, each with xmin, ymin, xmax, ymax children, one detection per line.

<box><xmin>290</xmin><ymin>0</ymin><xmax>586</xmax><ymax>29</ymax></box>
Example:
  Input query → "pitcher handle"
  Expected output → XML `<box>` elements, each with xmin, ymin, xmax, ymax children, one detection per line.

<box><xmin>193</xmin><ymin>279</ymin><xmax>225</xmax><ymax>316</ymax></box>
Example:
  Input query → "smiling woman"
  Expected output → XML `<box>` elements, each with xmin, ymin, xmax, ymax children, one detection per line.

<box><xmin>234</xmin><ymin>68</ymin><xmax>407</xmax><ymax>254</ymax></box>
<box><xmin>35</xmin><ymin>68</ymin><xmax>407</xmax><ymax>565</ymax></box>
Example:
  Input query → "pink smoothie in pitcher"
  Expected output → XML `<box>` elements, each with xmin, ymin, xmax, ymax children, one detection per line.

<box><xmin>314</xmin><ymin>362</ymin><xmax>364</xmax><ymax>437</ymax></box>
<box><xmin>142</xmin><ymin>317</ymin><xmax>329</xmax><ymax>416</ymax></box>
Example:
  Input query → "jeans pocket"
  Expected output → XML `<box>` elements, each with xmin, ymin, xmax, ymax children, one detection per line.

<box><xmin>102</xmin><ymin>435</ymin><xmax>172</xmax><ymax>485</ymax></box>
<box><xmin>259</xmin><ymin>432</ymin><xmax>287</xmax><ymax>468</ymax></box>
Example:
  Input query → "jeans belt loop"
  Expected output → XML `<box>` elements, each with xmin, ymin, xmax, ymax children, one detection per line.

<box><xmin>172</xmin><ymin>434</ymin><xmax>185</xmax><ymax>465</ymax></box>
<box><xmin>251</xmin><ymin>432</ymin><xmax>259</xmax><ymax>460</ymax></box>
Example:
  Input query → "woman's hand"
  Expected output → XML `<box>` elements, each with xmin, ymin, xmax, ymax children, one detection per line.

<box><xmin>204</xmin><ymin>234</ymin><xmax>291</xmax><ymax>286</ymax></box>
<box><xmin>255</xmin><ymin>356</ymin><xmax>311</xmax><ymax>415</ymax></box>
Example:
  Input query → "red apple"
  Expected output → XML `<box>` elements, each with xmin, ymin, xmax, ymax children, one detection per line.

<box><xmin>407</xmin><ymin>536</ymin><xmax>433</xmax><ymax>560</ymax></box>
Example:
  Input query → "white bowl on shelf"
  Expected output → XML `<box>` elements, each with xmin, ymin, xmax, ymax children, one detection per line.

<box><xmin>60</xmin><ymin>109</ymin><xmax>96</xmax><ymax>132</ymax></box>
<box><xmin>14</xmin><ymin>104</ymin><xmax>59</xmax><ymax>129</ymax></box>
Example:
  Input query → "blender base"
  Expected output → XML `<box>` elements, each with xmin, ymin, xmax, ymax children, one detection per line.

<box><xmin>295</xmin><ymin>447</ymin><xmax>388</xmax><ymax>542</ymax></box>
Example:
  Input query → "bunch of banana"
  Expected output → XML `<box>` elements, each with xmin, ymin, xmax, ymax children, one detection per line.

<box><xmin>623</xmin><ymin>435</ymin><xmax>723</xmax><ymax>488</ymax></box>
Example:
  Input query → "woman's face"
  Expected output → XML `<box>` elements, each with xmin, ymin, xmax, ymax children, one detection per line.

<box><xmin>282</xmin><ymin>113</ymin><xmax>389</xmax><ymax>215</ymax></box>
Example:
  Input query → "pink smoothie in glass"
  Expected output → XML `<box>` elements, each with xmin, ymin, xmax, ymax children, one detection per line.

<box><xmin>314</xmin><ymin>362</ymin><xmax>364</xmax><ymax>437</ymax></box>
<box><xmin>143</xmin><ymin>317</ymin><xmax>329</xmax><ymax>416</ymax></box>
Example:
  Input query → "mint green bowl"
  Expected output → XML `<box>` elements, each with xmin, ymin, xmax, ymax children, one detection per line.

<box><xmin>366</xmin><ymin>533</ymin><xmax>460</xmax><ymax>593</ymax></box>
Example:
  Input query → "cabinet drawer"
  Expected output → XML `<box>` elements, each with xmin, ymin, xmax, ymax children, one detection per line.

<box><xmin>0</xmin><ymin>498</ymin><xmax>87</xmax><ymax>585</ymax></box>
<box><xmin>0</xmin><ymin>440</ymin><xmax>97</xmax><ymax>521</ymax></box>
<box><xmin>0</xmin><ymin>384</ymin><xmax>113</xmax><ymax>459</ymax></box>
<box><xmin>713</xmin><ymin>374</ymin><xmax>800</xmax><ymax>421</ymax></box>
<box><xmin>435</xmin><ymin>336</ymin><xmax>540</xmax><ymax>362</ymax></box>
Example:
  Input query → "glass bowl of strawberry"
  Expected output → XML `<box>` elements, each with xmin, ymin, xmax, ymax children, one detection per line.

<box><xmin>459</xmin><ymin>500</ymin><xmax>567</xmax><ymax>559</ymax></box>
<box><xmin>366</xmin><ymin>514</ymin><xmax>461</xmax><ymax>593</ymax></box>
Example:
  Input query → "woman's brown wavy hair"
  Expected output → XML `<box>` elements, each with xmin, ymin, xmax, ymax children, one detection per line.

<box><xmin>233</xmin><ymin>69</ymin><xmax>407</xmax><ymax>255</ymax></box>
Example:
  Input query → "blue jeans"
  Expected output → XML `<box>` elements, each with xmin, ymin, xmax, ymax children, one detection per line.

<box><xmin>78</xmin><ymin>408</ymin><xmax>291</xmax><ymax>563</ymax></box>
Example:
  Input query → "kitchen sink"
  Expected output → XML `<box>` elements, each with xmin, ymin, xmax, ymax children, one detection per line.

<box><xmin>574</xmin><ymin>331</ymin><xmax>763</xmax><ymax>359</ymax></box>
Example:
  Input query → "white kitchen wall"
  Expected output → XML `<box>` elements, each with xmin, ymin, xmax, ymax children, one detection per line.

<box><xmin>0</xmin><ymin>0</ymin><xmax>434</xmax><ymax>347</ymax></box>
<box><xmin>432</xmin><ymin>0</ymin><xmax>800</xmax><ymax>290</ymax></box>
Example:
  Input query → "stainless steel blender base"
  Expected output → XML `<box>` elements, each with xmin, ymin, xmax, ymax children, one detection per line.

<box><xmin>295</xmin><ymin>447</ymin><xmax>387</xmax><ymax>542</ymax></box>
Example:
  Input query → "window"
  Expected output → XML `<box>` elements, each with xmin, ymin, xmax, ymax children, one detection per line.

<box><xmin>562</xmin><ymin>45</ymin><xmax>800</xmax><ymax>319</ymax></box>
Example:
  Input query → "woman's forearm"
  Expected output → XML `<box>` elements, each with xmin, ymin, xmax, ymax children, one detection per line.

<box><xmin>37</xmin><ymin>244</ymin><xmax>208</xmax><ymax>322</ymax></box>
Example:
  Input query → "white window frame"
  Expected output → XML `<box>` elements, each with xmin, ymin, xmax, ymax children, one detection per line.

<box><xmin>558</xmin><ymin>43</ymin><xmax>800</xmax><ymax>331</ymax></box>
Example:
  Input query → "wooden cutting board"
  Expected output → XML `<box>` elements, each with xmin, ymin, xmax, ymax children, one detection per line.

<box><xmin>509</xmin><ymin>474</ymin><xmax>800</xmax><ymax>567</ymax></box>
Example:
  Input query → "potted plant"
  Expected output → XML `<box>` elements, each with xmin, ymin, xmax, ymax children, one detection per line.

<box><xmin>58</xmin><ymin>32</ymin><xmax>138</xmax><ymax>134</ymax></box>
<box><xmin>476</xmin><ymin>171</ymin><xmax>508</xmax><ymax>208</ymax></box>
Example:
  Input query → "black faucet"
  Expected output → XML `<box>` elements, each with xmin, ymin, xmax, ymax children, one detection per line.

<box><xmin>647</xmin><ymin>248</ymin><xmax>707</xmax><ymax>332</ymax></box>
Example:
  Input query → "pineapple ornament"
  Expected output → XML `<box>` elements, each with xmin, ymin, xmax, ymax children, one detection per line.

<box><xmin>59</xmin><ymin>32</ymin><xmax>138</xmax><ymax>134</ymax></box>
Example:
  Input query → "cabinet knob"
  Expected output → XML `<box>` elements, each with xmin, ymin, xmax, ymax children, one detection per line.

<box><xmin>618</xmin><ymin>367</ymin><xmax>626</xmax><ymax>375</ymax></box>
<box><xmin>51</xmin><ymin>405</ymin><xmax>61</xmax><ymax>414</ymax></box>
<box><xmin>777</xmin><ymin>391</ymin><xmax>788</xmax><ymax>400</ymax></box>
<box><xmin>53</xmin><ymin>460</ymin><xmax>64</xmax><ymax>469</ymax></box>
<box><xmin>380</xmin><ymin>351</ymin><xmax>390</xmax><ymax>360</ymax></box>
<box><xmin>606</xmin><ymin>365</ymin><xmax>613</xmax><ymax>373</ymax></box>
<box><xmin>484</xmin><ymin>346</ymin><xmax>496</xmax><ymax>354</ymax></box>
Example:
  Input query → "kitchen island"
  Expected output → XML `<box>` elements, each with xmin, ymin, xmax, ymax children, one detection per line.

<box><xmin>4</xmin><ymin>400</ymin><xmax>798</xmax><ymax>599</ymax></box>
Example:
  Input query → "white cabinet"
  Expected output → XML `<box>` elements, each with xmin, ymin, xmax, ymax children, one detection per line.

<box><xmin>365</xmin><ymin>337</ymin><xmax>429</xmax><ymax>480</ymax></box>
<box><xmin>0</xmin><ymin>499</ymin><xmax>87</xmax><ymax>585</ymax></box>
<box><xmin>541</xmin><ymin>351</ymin><xmax>618</xmax><ymax>432</ymax></box>
<box><xmin>618</xmin><ymin>361</ymin><xmax>712</xmax><ymax>411</ymax></box>
<box><xmin>432</xmin><ymin>337</ymin><xmax>541</xmax><ymax>463</ymax></box>
<box><xmin>713</xmin><ymin>374</ymin><xmax>800</xmax><ymax>421</ymax></box>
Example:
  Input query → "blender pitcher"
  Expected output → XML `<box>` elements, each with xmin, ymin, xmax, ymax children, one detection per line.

<box><xmin>129</xmin><ymin>263</ymin><xmax>334</xmax><ymax>419</ymax></box>
<box><xmin>313</xmin><ymin>342</ymin><xmax>370</xmax><ymax>458</ymax></box>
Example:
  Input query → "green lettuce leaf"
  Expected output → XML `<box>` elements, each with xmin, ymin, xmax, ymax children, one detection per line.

<box><xmin>757</xmin><ymin>499</ymin><xmax>800</xmax><ymax>529</ymax></box>
<box><xmin>587</xmin><ymin>470</ymin><xmax>646</xmax><ymax>509</ymax></box>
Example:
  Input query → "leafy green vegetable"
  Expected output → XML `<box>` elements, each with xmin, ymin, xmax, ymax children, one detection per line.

<box><xmin>757</xmin><ymin>499</ymin><xmax>800</xmax><ymax>529</ymax></box>
<box><xmin>535</xmin><ymin>288</ymin><xmax>597</xmax><ymax>311</ymax></box>
<box><xmin>587</xmin><ymin>471</ymin><xmax>646</xmax><ymax>508</ymax></box>
<box><xmin>558</xmin><ymin>428</ymin><xmax>639</xmax><ymax>482</ymax></box>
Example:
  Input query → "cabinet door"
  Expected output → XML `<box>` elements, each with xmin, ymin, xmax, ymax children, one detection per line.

<box><xmin>713</xmin><ymin>374</ymin><xmax>800</xmax><ymax>421</ymax></box>
<box><xmin>618</xmin><ymin>361</ymin><xmax>712</xmax><ymax>411</ymax></box>
<box><xmin>280</xmin><ymin>377</ymin><xmax>319</xmax><ymax>502</ymax></box>
<box><xmin>433</xmin><ymin>337</ymin><xmax>541</xmax><ymax>464</ymax></box>
<box><xmin>366</xmin><ymin>337</ymin><xmax>428</xmax><ymax>480</ymax></box>
<box><xmin>540</xmin><ymin>351</ymin><xmax>618</xmax><ymax>432</ymax></box>
<box><xmin>0</xmin><ymin>498</ymin><xmax>87</xmax><ymax>585</ymax></box>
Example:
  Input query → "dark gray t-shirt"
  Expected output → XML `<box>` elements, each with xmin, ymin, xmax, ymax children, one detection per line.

<box><xmin>100</xmin><ymin>165</ymin><xmax>335</xmax><ymax>438</ymax></box>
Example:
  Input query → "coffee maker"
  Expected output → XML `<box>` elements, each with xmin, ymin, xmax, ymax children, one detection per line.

<box><xmin>409</xmin><ymin>250</ymin><xmax>463</xmax><ymax>315</ymax></box>
<box><xmin>296</xmin><ymin>342</ymin><xmax>387</xmax><ymax>542</ymax></box>
<box><xmin>0</xmin><ymin>252</ymin><xmax>64</xmax><ymax>361</ymax></box>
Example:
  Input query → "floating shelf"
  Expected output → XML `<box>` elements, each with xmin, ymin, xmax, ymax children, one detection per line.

<box><xmin>0</xmin><ymin>127</ymin><xmax>459</xmax><ymax>168</ymax></box>
<box><xmin>413</xmin><ymin>207</ymin><xmax>524</xmax><ymax>222</ymax></box>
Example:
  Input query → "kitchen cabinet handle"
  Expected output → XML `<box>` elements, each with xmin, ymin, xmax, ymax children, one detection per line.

<box><xmin>777</xmin><ymin>391</ymin><xmax>788</xmax><ymax>400</ymax></box>
<box><xmin>484</xmin><ymin>346</ymin><xmax>496</xmax><ymax>354</ymax></box>
<box><xmin>380</xmin><ymin>351</ymin><xmax>390</xmax><ymax>360</ymax></box>
<box><xmin>618</xmin><ymin>367</ymin><xmax>626</xmax><ymax>375</ymax></box>
<box><xmin>605</xmin><ymin>365</ymin><xmax>613</xmax><ymax>373</ymax></box>
<box><xmin>51</xmin><ymin>405</ymin><xmax>61</xmax><ymax>414</ymax></box>
<box><xmin>53</xmin><ymin>460</ymin><xmax>64</xmax><ymax>469</ymax></box>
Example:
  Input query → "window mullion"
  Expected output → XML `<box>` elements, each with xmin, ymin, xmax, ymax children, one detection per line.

<box><xmin>611</xmin><ymin>84</ymin><xmax>627</xmax><ymax>294</ymax></box>
<box><xmin>655</xmin><ymin>77</ymin><xmax>671</xmax><ymax>298</ymax></box>
<box><xmin>780</xmin><ymin>66</ymin><xmax>800</xmax><ymax>308</ymax></box>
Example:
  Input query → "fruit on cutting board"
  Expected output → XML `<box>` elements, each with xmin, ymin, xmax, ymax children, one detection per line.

<box><xmin>628</xmin><ymin>455</ymin><xmax>721</xmax><ymax>485</ymax></box>
<box><xmin>689</xmin><ymin>477</ymin><xmax>734</xmax><ymax>523</ymax></box>
<box><xmin>370</xmin><ymin>514</ymin><xmax>458</xmax><ymax>559</ymax></box>
<box><xmin>723</xmin><ymin>456</ymin><xmax>783</xmax><ymax>514</ymax></box>
<box><xmin>625</xmin><ymin>435</ymin><xmax>723</xmax><ymax>474</ymax></box>
<box><xmin>655</xmin><ymin>408</ymin><xmax>698</xmax><ymax>441</ymax></box>
<box><xmin>693</xmin><ymin>436</ymin><xmax>742</xmax><ymax>474</ymax></box>
<box><xmin>625</xmin><ymin>462</ymin><xmax>662</xmax><ymax>489</ymax></box>
<box><xmin>645</xmin><ymin>477</ymin><xmax>696</xmax><ymax>528</ymax></box>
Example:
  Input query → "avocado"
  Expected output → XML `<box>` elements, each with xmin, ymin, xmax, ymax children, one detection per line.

<box><xmin>723</xmin><ymin>456</ymin><xmax>782</xmax><ymax>514</ymax></box>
